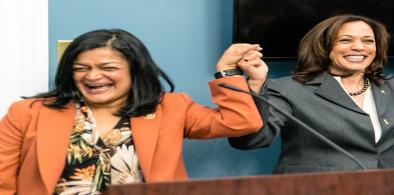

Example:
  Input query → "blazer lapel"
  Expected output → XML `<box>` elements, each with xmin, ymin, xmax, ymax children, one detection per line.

<box><xmin>131</xmin><ymin>105</ymin><xmax>161</xmax><ymax>181</ymax></box>
<box><xmin>371</xmin><ymin>82</ymin><xmax>390</xmax><ymax>117</ymax></box>
<box><xmin>372</xmin><ymin>82</ymin><xmax>391</xmax><ymax>140</ymax></box>
<box><xmin>311</xmin><ymin>73</ymin><xmax>365</xmax><ymax>114</ymax></box>
<box><xmin>36</xmin><ymin>103</ymin><xmax>75</xmax><ymax>193</ymax></box>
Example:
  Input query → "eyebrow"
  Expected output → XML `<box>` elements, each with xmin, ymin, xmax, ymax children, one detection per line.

<box><xmin>72</xmin><ymin>62</ymin><xmax>119</xmax><ymax>66</ymax></box>
<box><xmin>338</xmin><ymin>35</ymin><xmax>374</xmax><ymax>38</ymax></box>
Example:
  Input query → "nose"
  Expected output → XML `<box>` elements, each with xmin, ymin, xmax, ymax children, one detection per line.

<box><xmin>351</xmin><ymin>40</ymin><xmax>365</xmax><ymax>51</ymax></box>
<box><xmin>85</xmin><ymin>69</ymin><xmax>103</xmax><ymax>80</ymax></box>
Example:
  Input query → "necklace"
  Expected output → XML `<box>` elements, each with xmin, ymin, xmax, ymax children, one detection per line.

<box><xmin>349</xmin><ymin>79</ymin><xmax>370</xmax><ymax>96</ymax></box>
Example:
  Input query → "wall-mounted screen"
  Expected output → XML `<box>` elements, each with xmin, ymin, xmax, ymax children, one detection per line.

<box><xmin>233</xmin><ymin>0</ymin><xmax>394</xmax><ymax>60</ymax></box>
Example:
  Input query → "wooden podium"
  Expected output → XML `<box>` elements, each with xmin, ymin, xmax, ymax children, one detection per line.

<box><xmin>102</xmin><ymin>169</ymin><xmax>394</xmax><ymax>195</ymax></box>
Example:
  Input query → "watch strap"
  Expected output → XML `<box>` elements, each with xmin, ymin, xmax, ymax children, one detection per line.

<box><xmin>214</xmin><ymin>68</ymin><xmax>243</xmax><ymax>79</ymax></box>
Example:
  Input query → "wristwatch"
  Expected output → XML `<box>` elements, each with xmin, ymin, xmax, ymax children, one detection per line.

<box><xmin>214</xmin><ymin>68</ymin><xmax>243</xmax><ymax>79</ymax></box>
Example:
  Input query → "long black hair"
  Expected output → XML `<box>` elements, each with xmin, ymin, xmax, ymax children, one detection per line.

<box><xmin>31</xmin><ymin>29</ymin><xmax>174</xmax><ymax>117</ymax></box>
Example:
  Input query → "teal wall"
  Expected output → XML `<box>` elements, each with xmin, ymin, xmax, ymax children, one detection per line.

<box><xmin>49</xmin><ymin>0</ymin><xmax>283</xmax><ymax>179</ymax></box>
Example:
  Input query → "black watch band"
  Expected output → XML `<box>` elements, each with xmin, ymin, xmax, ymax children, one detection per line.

<box><xmin>214</xmin><ymin>68</ymin><xmax>243</xmax><ymax>79</ymax></box>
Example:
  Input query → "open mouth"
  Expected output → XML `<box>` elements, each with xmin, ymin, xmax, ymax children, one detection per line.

<box><xmin>344</xmin><ymin>55</ymin><xmax>367</xmax><ymax>62</ymax></box>
<box><xmin>84</xmin><ymin>83</ymin><xmax>113</xmax><ymax>93</ymax></box>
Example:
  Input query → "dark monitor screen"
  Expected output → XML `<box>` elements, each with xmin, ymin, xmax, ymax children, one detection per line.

<box><xmin>233</xmin><ymin>0</ymin><xmax>394</xmax><ymax>60</ymax></box>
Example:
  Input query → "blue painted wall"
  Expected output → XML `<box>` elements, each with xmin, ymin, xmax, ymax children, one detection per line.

<box><xmin>49</xmin><ymin>0</ymin><xmax>394</xmax><ymax>180</ymax></box>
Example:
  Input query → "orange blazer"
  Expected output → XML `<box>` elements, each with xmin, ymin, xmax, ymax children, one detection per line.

<box><xmin>0</xmin><ymin>77</ymin><xmax>262</xmax><ymax>195</ymax></box>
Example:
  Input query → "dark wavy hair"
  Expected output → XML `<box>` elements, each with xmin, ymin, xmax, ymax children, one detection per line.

<box><xmin>292</xmin><ymin>14</ymin><xmax>390</xmax><ymax>84</ymax></box>
<box><xmin>30</xmin><ymin>29</ymin><xmax>174</xmax><ymax>117</ymax></box>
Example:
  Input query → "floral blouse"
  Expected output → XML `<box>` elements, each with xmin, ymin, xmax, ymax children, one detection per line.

<box><xmin>55</xmin><ymin>103</ymin><xmax>144</xmax><ymax>195</ymax></box>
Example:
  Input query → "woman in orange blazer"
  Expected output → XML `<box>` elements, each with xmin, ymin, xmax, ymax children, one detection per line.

<box><xmin>0</xmin><ymin>29</ymin><xmax>266</xmax><ymax>195</ymax></box>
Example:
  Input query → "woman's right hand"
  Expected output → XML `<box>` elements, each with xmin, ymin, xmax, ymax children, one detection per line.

<box><xmin>237</xmin><ymin>46</ymin><xmax>269</xmax><ymax>93</ymax></box>
<box><xmin>215</xmin><ymin>43</ymin><xmax>261</xmax><ymax>71</ymax></box>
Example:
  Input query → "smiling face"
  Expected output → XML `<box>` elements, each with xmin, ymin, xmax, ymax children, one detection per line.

<box><xmin>72</xmin><ymin>47</ymin><xmax>131</xmax><ymax>108</ymax></box>
<box><xmin>328</xmin><ymin>21</ymin><xmax>376</xmax><ymax>75</ymax></box>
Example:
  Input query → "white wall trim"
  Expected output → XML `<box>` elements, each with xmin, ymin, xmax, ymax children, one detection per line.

<box><xmin>0</xmin><ymin>0</ymin><xmax>48</xmax><ymax>117</ymax></box>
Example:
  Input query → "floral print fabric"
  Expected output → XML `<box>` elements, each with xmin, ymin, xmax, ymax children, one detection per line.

<box><xmin>55</xmin><ymin>103</ymin><xmax>144</xmax><ymax>195</ymax></box>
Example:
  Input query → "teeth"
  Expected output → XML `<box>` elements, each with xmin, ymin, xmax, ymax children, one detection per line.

<box><xmin>85</xmin><ymin>83</ymin><xmax>111</xmax><ymax>90</ymax></box>
<box><xmin>345</xmin><ymin>55</ymin><xmax>365</xmax><ymax>62</ymax></box>
<box><xmin>346</xmin><ymin>55</ymin><xmax>364</xmax><ymax>59</ymax></box>
<box><xmin>86</xmin><ymin>83</ymin><xmax>109</xmax><ymax>87</ymax></box>
<box><xmin>85</xmin><ymin>84</ymin><xmax>111</xmax><ymax>92</ymax></box>
<box><xmin>88</xmin><ymin>85</ymin><xmax>100</xmax><ymax>89</ymax></box>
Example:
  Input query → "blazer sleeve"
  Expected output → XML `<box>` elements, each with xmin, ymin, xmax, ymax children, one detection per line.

<box><xmin>0</xmin><ymin>100</ymin><xmax>31</xmax><ymax>194</ymax></box>
<box><xmin>183</xmin><ymin>76</ymin><xmax>263</xmax><ymax>139</ymax></box>
<box><xmin>228</xmin><ymin>79</ymin><xmax>291</xmax><ymax>149</ymax></box>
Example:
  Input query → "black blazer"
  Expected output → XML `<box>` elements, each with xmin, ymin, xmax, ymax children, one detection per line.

<box><xmin>229</xmin><ymin>72</ymin><xmax>394</xmax><ymax>173</ymax></box>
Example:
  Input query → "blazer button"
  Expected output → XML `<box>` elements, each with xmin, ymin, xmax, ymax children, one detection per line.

<box><xmin>381</xmin><ymin>89</ymin><xmax>386</xmax><ymax>94</ymax></box>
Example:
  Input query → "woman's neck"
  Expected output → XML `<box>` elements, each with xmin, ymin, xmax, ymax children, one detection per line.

<box><xmin>85</xmin><ymin>101</ymin><xmax>124</xmax><ymax>116</ymax></box>
<box><xmin>85</xmin><ymin>103</ymin><xmax>124</xmax><ymax>139</ymax></box>
<box><xmin>340</xmin><ymin>73</ymin><xmax>365</xmax><ymax>90</ymax></box>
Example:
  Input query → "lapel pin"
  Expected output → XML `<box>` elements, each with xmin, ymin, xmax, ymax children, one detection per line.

<box><xmin>144</xmin><ymin>113</ymin><xmax>156</xmax><ymax>119</ymax></box>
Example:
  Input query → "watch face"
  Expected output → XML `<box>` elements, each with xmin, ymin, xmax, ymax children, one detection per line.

<box><xmin>214</xmin><ymin>71</ymin><xmax>225</xmax><ymax>79</ymax></box>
